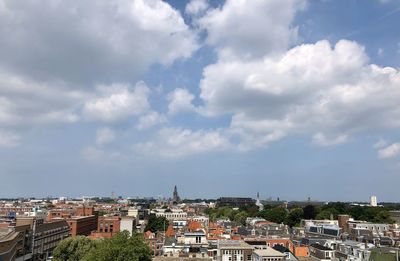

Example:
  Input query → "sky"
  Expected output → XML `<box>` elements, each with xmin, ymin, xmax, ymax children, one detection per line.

<box><xmin>0</xmin><ymin>0</ymin><xmax>400</xmax><ymax>202</ymax></box>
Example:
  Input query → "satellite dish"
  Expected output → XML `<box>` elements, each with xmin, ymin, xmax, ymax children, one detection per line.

<box><xmin>172</xmin><ymin>243</ymin><xmax>176</xmax><ymax>247</ymax></box>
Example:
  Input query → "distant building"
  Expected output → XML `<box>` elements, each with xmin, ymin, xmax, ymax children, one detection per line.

<box><xmin>172</xmin><ymin>185</ymin><xmax>181</xmax><ymax>204</ymax></box>
<box><xmin>154</xmin><ymin>209</ymin><xmax>188</xmax><ymax>221</ymax></box>
<box><xmin>216</xmin><ymin>197</ymin><xmax>256</xmax><ymax>208</ymax></box>
<box><xmin>370</xmin><ymin>196</ymin><xmax>377</xmax><ymax>207</ymax></box>
<box><xmin>255</xmin><ymin>193</ymin><xmax>263</xmax><ymax>211</ymax></box>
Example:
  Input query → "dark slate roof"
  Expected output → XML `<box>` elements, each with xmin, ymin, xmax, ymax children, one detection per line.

<box><xmin>310</xmin><ymin>244</ymin><xmax>332</xmax><ymax>251</ymax></box>
<box><xmin>35</xmin><ymin>220</ymin><xmax>69</xmax><ymax>234</ymax></box>
<box><xmin>273</xmin><ymin>244</ymin><xmax>291</xmax><ymax>253</ymax></box>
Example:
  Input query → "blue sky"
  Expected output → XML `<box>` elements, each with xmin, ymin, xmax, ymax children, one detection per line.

<box><xmin>0</xmin><ymin>0</ymin><xmax>400</xmax><ymax>201</ymax></box>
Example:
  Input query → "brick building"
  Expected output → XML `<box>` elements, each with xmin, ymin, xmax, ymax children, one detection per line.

<box><xmin>90</xmin><ymin>216</ymin><xmax>120</xmax><ymax>239</ymax></box>
<box><xmin>67</xmin><ymin>215</ymin><xmax>98</xmax><ymax>236</ymax></box>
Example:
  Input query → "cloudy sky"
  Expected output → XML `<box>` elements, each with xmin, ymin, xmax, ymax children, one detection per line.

<box><xmin>1</xmin><ymin>0</ymin><xmax>400</xmax><ymax>201</ymax></box>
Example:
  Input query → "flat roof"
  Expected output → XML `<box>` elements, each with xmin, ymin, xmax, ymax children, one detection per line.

<box><xmin>218</xmin><ymin>240</ymin><xmax>253</xmax><ymax>249</ymax></box>
<box><xmin>254</xmin><ymin>249</ymin><xmax>286</xmax><ymax>257</ymax></box>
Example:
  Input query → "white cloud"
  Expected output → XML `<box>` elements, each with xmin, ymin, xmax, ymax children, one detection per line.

<box><xmin>96</xmin><ymin>127</ymin><xmax>116</xmax><ymax>146</ymax></box>
<box><xmin>0</xmin><ymin>129</ymin><xmax>20</xmax><ymax>148</ymax></box>
<box><xmin>83</xmin><ymin>82</ymin><xmax>150</xmax><ymax>122</ymax></box>
<box><xmin>0</xmin><ymin>70</ymin><xmax>83</xmax><ymax>127</ymax></box>
<box><xmin>137</xmin><ymin>111</ymin><xmax>166</xmax><ymax>130</ymax></box>
<box><xmin>0</xmin><ymin>0</ymin><xmax>197</xmax><ymax>85</ymax></box>
<box><xmin>378</xmin><ymin>143</ymin><xmax>400</xmax><ymax>159</ymax></box>
<box><xmin>373</xmin><ymin>138</ymin><xmax>388</xmax><ymax>149</ymax></box>
<box><xmin>167</xmin><ymin>88</ymin><xmax>196</xmax><ymax>115</ymax></box>
<box><xmin>312</xmin><ymin>133</ymin><xmax>348</xmax><ymax>147</ymax></box>
<box><xmin>185</xmin><ymin>0</ymin><xmax>209</xmax><ymax>15</ymax></box>
<box><xmin>198</xmin><ymin>0</ymin><xmax>306</xmax><ymax>59</ymax></box>
<box><xmin>198</xmin><ymin>39</ymin><xmax>400</xmax><ymax>149</ymax></box>
<box><xmin>135</xmin><ymin>127</ymin><xmax>231</xmax><ymax>157</ymax></box>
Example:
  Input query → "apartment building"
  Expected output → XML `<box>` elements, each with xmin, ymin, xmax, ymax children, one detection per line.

<box><xmin>217</xmin><ymin>240</ymin><xmax>254</xmax><ymax>261</ymax></box>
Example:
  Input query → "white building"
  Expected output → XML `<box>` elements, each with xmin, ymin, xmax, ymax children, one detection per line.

<box><xmin>120</xmin><ymin>216</ymin><xmax>136</xmax><ymax>235</ymax></box>
<box><xmin>153</xmin><ymin>208</ymin><xmax>188</xmax><ymax>220</ymax></box>
<box><xmin>370</xmin><ymin>196</ymin><xmax>377</xmax><ymax>207</ymax></box>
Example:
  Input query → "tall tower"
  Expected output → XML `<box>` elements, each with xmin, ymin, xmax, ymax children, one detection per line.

<box><xmin>256</xmin><ymin>192</ymin><xmax>263</xmax><ymax>211</ymax></box>
<box><xmin>370</xmin><ymin>195</ymin><xmax>377</xmax><ymax>207</ymax></box>
<box><xmin>172</xmin><ymin>185</ymin><xmax>180</xmax><ymax>204</ymax></box>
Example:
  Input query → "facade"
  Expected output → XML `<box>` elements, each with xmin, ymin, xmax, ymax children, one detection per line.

<box><xmin>155</xmin><ymin>209</ymin><xmax>188</xmax><ymax>220</ymax></box>
<box><xmin>305</xmin><ymin>224</ymin><xmax>341</xmax><ymax>239</ymax></box>
<box><xmin>347</xmin><ymin>221</ymin><xmax>389</xmax><ymax>238</ymax></box>
<box><xmin>90</xmin><ymin>216</ymin><xmax>120</xmax><ymax>239</ymax></box>
<box><xmin>335</xmin><ymin>240</ymin><xmax>373</xmax><ymax>261</ymax></box>
<box><xmin>309</xmin><ymin>244</ymin><xmax>334</xmax><ymax>261</ymax></box>
<box><xmin>217</xmin><ymin>240</ymin><xmax>254</xmax><ymax>261</ymax></box>
<box><xmin>182</xmin><ymin>232</ymin><xmax>208</xmax><ymax>246</ymax></box>
<box><xmin>32</xmin><ymin>219</ymin><xmax>70</xmax><ymax>260</ymax></box>
<box><xmin>0</xmin><ymin>228</ymin><xmax>23</xmax><ymax>261</ymax></box>
<box><xmin>338</xmin><ymin>215</ymin><xmax>351</xmax><ymax>232</ymax></box>
<box><xmin>67</xmin><ymin>215</ymin><xmax>97</xmax><ymax>236</ymax></box>
<box><xmin>120</xmin><ymin>216</ymin><xmax>136</xmax><ymax>235</ymax></box>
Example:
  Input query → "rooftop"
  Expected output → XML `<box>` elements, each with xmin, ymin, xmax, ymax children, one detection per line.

<box><xmin>254</xmin><ymin>249</ymin><xmax>286</xmax><ymax>257</ymax></box>
<box><xmin>218</xmin><ymin>240</ymin><xmax>253</xmax><ymax>250</ymax></box>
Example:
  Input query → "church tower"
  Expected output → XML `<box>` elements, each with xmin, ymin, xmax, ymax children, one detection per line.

<box><xmin>172</xmin><ymin>185</ymin><xmax>181</xmax><ymax>204</ymax></box>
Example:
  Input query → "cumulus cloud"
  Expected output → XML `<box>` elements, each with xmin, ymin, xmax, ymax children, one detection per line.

<box><xmin>167</xmin><ymin>88</ymin><xmax>196</xmax><ymax>115</ymax></box>
<box><xmin>0</xmin><ymin>0</ymin><xmax>199</xmax><ymax>146</ymax></box>
<box><xmin>96</xmin><ymin>127</ymin><xmax>116</xmax><ymax>146</ymax></box>
<box><xmin>137</xmin><ymin>111</ymin><xmax>166</xmax><ymax>130</ymax></box>
<box><xmin>312</xmin><ymin>133</ymin><xmax>348</xmax><ymax>147</ymax></box>
<box><xmin>198</xmin><ymin>0</ymin><xmax>306</xmax><ymax>59</ymax></box>
<box><xmin>0</xmin><ymin>0</ymin><xmax>197</xmax><ymax>85</ymax></box>
<box><xmin>0</xmin><ymin>70</ymin><xmax>83</xmax><ymax>127</ymax></box>
<box><xmin>185</xmin><ymin>0</ymin><xmax>209</xmax><ymax>15</ymax></box>
<box><xmin>199</xmin><ymin>39</ymin><xmax>400</xmax><ymax>149</ymax></box>
<box><xmin>0</xmin><ymin>129</ymin><xmax>20</xmax><ymax>148</ymax></box>
<box><xmin>134</xmin><ymin>127</ymin><xmax>231</xmax><ymax>157</ymax></box>
<box><xmin>83</xmin><ymin>82</ymin><xmax>150</xmax><ymax>122</ymax></box>
<box><xmin>378</xmin><ymin>143</ymin><xmax>400</xmax><ymax>159</ymax></box>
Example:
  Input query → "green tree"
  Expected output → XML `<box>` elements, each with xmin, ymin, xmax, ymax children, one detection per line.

<box><xmin>303</xmin><ymin>205</ymin><xmax>317</xmax><ymax>219</ymax></box>
<box><xmin>259</xmin><ymin>207</ymin><xmax>288</xmax><ymax>224</ymax></box>
<box><xmin>285</xmin><ymin>208</ymin><xmax>303</xmax><ymax>227</ymax></box>
<box><xmin>145</xmin><ymin>215</ymin><xmax>168</xmax><ymax>233</ymax></box>
<box><xmin>373</xmin><ymin>210</ymin><xmax>394</xmax><ymax>224</ymax></box>
<box><xmin>53</xmin><ymin>236</ymin><xmax>97</xmax><ymax>261</ymax></box>
<box><xmin>83</xmin><ymin>231</ymin><xmax>152</xmax><ymax>261</ymax></box>
<box><xmin>234</xmin><ymin>211</ymin><xmax>248</xmax><ymax>225</ymax></box>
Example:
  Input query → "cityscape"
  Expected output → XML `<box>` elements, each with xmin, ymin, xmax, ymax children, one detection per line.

<box><xmin>1</xmin><ymin>187</ymin><xmax>400</xmax><ymax>261</ymax></box>
<box><xmin>1</xmin><ymin>0</ymin><xmax>400</xmax><ymax>261</ymax></box>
